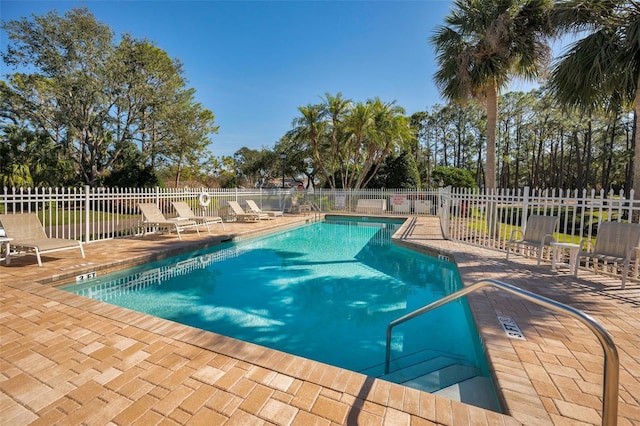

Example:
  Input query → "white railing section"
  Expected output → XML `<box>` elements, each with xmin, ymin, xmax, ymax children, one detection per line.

<box><xmin>1</xmin><ymin>185</ymin><xmax>638</xmax><ymax>281</ymax></box>
<box><xmin>443</xmin><ymin>186</ymin><xmax>640</xmax><ymax>283</ymax></box>
<box><xmin>445</xmin><ymin>186</ymin><xmax>639</xmax><ymax>246</ymax></box>
<box><xmin>0</xmin><ymin>186</ymin><xmax>442</xmax><ymax>243</ymax></box>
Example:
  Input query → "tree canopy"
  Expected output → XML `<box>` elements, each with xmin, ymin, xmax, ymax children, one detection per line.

<box><xmin>1</xmin><ymin>8</ymin><xmax>217</xmax><ymax>187</ymax></box>
<box><xmin>1</xmin><ymin>3</ymin><xmax>638</xmax><ymax>193</ymax></box>
<box><xmin>550</xmin><ymin>0</ymin><xmax>640</xmax><ymax>197</ymax></box>
<box><xmin>430</xmin><ymin>0</ymin><xmax>555</xmax><ymax>190</ymax></box>
<box><xmin>288</xmin><ymin>93</ymin><xmax>415</xmax><ymax>190</ymax></box>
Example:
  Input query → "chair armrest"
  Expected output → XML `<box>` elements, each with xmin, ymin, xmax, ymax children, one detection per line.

<box><xmin>577</xmin><ymin>239</ymin><xmax>591</xmax><ymax>252</ymax></box>
<box><xmin>508</xmin><ymin>229</ymin><xmax>522</xmax><ymax>241</ymax></box>
<box><xmin>627</xmin><ymin>246</ymin><xmax>640</xmax><ymax>260</ymax></box>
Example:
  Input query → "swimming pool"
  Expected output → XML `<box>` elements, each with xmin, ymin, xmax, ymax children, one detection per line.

<box><xmin>62</xmin><ymin>215</ymin><xmax>500</xmax><ymax>411</ymax></box>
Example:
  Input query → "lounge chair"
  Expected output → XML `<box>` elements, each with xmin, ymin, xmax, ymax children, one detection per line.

<box><xmin>0</xmin><ymin>213</ymin><xmax>85</xmax><ymax>266</ymax></box>
<box><xmin>172</xmin><ymin>201</ymin><xmax>225</xmax><ymax>234</ymax></box>
<box><xmin>356</xmin><ymin>198</ymin><xmax>386</xmax><ymax>214</ymax></box>
<box><xmin>246</xmin><ymin>199</ymin><xmax>283</xmax><ymax>217</ymax></box>
<box><xmin>227</xmin><ymin>201</ymin><xmax>269</xmax><ymax>222</ymax></box>
<box><xmin>138</xmin><ymin>203</ymin><xmax>199</xmax><ymax>240</ymax></box>
<box><xmin>506</xmin><ymin>214</ymin><xmax>559</xmax><ymax>266</ymax></box>
<box><xmin>290</xmin><ymin>197</ymin><xmax>311</xmax><ymax>214</ymax></box>
<box><xmin>575</xmin><ymin>221</ymin><xmax>640</xmax><ymax>289</ymax></box>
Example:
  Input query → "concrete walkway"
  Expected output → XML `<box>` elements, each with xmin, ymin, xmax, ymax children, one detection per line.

<box><xmin>1</xmin><ymin>215</ymin><xmax>638</xmax><ymax>425</ymax></box>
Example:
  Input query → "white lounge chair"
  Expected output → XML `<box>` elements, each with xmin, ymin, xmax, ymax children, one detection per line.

<box><xmin>138</xmin><ymin>203</ymin><xmax>199</xmax><ymax>240</ymax></box>
<box><xmin>0</xmin><ymin>213</ymin><xmax>85</xmax><ymax>266</ymax></box>
<box><xmin>506</xmin><ymin>215</ymin><xmax>559</xmax><ymax>266</ymax></box>
<box><xmin>172</xmin><ymin>201</ymin><xmax>225</xmax><ymax>234</ymax></box>
<box><xmin>246</xmin><ymin>199</ymin><xmax>283</xmax><ymax>218</ymax></box>
<box><xmin>227</xmin><ymin>201</ymin><xmax>269</xmax><ymax>222</ymax></box>
<box><xmin>356</xmin><ymin>198</ymin><xmax>386</xmax><ymax>214</ymax></box>
<box><xmin>575</xmin><ymin>221</ymin><xmax>640</xmax><ymax>289</ymax></box>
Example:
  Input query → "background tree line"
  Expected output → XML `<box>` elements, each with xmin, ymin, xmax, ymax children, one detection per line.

<box><xmin>415</xmin><ymin>88</ymin><xmax>635</xmax><ymax>191</ymax></box>
<box><xmin>430</xmin><ymin>0</ymin><xmax>638</xmax><ymax>195</ymax></box>
<box><xmin>1</xmin><ymin>2</ymin><xmax>638</xmax><ymax>193</ymax></box>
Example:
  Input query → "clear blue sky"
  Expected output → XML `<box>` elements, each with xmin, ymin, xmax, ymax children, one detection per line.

<box><xmin>1</xmin><ymin>1</ymin><xmax>543</xmax><ymax>158</ymax></box>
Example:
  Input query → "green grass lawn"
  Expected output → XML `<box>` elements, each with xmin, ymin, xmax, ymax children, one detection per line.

<box><xmin>0</xmin><ymin>207</ymin><xmax>139</xmax><ymax>226</ymax></box>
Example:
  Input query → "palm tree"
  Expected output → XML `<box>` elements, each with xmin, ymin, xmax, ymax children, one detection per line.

<box><xmin>290</xmin><ymin>104</ymin><xmax>331</xmax><ymax>187</ymax></box>
<box><xmin>430</xmin><ymin>0</ymin><xmax>555</xmax><ymax>190</ymax></box>
<box><xmin>321</xmin><ymin>92</ymin><xmax>352</xmax><ymax>189</ymax></box>
<box><xmin>355</xmin><ymin>98</ymin><xmax>413</xmax><ymax>189</ymax></box>
<box><xmin>550</xmin><ymin>0</ymin><xmax>640</xmax><ymax>196</ymax></box>
<box><xmin>343</xmin><ymin>102</ymin><xmax>374</xmax><ymax>189</ymax></box>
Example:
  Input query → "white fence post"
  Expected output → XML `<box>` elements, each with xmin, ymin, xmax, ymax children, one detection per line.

<box><xmin>439</xmin><ymin>186</ymin><xmax>451</xmax><ymax>239</ymax></box>
<box><xmin>522</xmin><ymin>186</ymin><xmax>530</xmax><ymax>231</ymax></box>
<box><xmin>84</xmin><ymin>185</ymin><xmax>91</xmax><ymax>244</ymax></box>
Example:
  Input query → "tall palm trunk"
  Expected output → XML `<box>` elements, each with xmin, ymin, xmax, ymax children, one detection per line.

<box><xmin>634</xmin><ymin>79</ymin><xmax>640</xmax><ymax>199</ymax></box>
<box><xmin>485</xmin><ymin>80</ymin><xmax>498</xmax><ymax>190</ymax></box>
<box><xmin>485</xmin><ymin>80</ymin><xmax>499</xmax><ymax>238</ymax></box>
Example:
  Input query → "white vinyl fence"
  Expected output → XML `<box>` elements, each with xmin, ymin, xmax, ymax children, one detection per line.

<box><xmin>1</xmin><ymin>185</ymin><xmax>638</xmax><ymax>282</ymax></box>
<box><xmin>443</xmin><ymin>186</ymin><xmax>639</xmax><ymax>245</ymax></box>
<box><xmin>442</xmin><ymin>186</ymin><xmax>640</xmax><ymax>283</ymax></box>
<box><xmin>0</xmin><ymin>186</ymin><xmax>443</xmax><ymax>243</ymax></box>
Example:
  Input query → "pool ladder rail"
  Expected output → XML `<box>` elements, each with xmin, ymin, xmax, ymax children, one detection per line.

<box><xmin>384</xmin><ymin>278</ymin><xmax>619</xmax><ymax>426</ymax></box>
<box><xmin>309</xmin><ymin>202</ymin><xmax>322</xmax><ymax>222</ymax></box>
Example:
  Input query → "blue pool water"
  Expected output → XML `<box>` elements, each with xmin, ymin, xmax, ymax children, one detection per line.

<box><xmin>62</xmin><ymin>216</ymin><xmax>497</xmax><ymax>408</ymax></box>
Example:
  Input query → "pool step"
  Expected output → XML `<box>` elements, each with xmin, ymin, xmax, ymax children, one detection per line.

<box><xmin>360</xmin><ymin>348</ymin><xmax>501</xmax><ymax>411</ymax></box>
<box><xmin>380</xmin><ymin>360</ymin><xmax>501</xmax><ymax>412</ymax></box>
<box><xmin>380</xmin><ymin>357</ymin><xmax>481</xmax><ymax>393</ymax></box>
<box><xmin>394</xmin><ymin>363</ymin><xmax>481</xmax><ymax>393</ymax></box>
<box><xmin>360</xmin><ymin>347</ymin><xmax>470</xmax><ymax>378</ymax></box>
<box><xmin>434</xmin><ymin>376</ymin><xmax>502</xmax><ymax>412</ymax></box>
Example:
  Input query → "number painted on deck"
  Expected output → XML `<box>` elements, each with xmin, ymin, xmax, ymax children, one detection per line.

<box><xmin>76</xmin><ymin>271</ymin><xmax>97</xmax><ymax>282</ymax></box>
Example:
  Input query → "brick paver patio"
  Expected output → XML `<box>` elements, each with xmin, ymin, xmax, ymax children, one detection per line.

<box><xmin>1</xmin><ymin>214</ymin><xmax>638</xmax><ymax>425</ymax></box>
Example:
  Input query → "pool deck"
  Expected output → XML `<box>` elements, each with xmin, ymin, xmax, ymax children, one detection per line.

<box><xmin>1</xmin><ymin>214</ymin><xmax>638</xmax><ymax>425</ymax></box>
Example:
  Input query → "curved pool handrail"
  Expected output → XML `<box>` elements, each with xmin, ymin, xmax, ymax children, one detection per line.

<box><xmin>384</xmin><ymin>278</ymin><xmax>619</xmax><ymax>426</ymax></box>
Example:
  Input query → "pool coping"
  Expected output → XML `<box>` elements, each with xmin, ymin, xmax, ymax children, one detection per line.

<box><xmin>2</xmin><ymin>214</ymin><xmax>638</xmax><ymax>424</ymax></box>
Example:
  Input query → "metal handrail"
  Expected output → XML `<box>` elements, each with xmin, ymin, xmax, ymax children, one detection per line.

<box><xmin>384</xmin><ymin>278</ymin><xmax>619</xmax><ymax>426</ymax></box>
<box><xmin>310</xmin><ymin>202</ymin><xmax>321</xmax><ymax>221</ymax></box>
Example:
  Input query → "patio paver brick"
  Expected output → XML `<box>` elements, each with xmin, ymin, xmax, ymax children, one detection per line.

<box><xmin>1</xmin><ymin>215</ymin><xmax>638</xmax><ymax>425</ymax></box>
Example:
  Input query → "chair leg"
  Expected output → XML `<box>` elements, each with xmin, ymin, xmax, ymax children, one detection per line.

<box><xmin>621</xmin><ymin>259</ymin><xmax>630</xmax><ymax>289</ymax></box>
<box><xmin>35</xmin><ymin>248</ymin><xmax>43</xmax><ymax>267</ymax></box>
<box><xmin>536</xmin><ymin>244</ymin><xmax>543</xmax><ymax>266</ymax></box>
<box><xmin>79</xmin><ymin>243</ymin><xmax>85</xmax><ymax>258</ymax></box>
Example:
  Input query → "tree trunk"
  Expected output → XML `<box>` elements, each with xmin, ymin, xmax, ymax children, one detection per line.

<box><xmin>514</xmin><ymin>117</ymin><xmax>522</xmax><ymax>188</ymax></box>
<box><xmin>633</xmin><ymin>82</ymin><xmax>640</xmax><ymax>198</ymax></box>
<box><xmin>485</xmin><ymin>81</ymin><xmax>498</xmax><ymax>190</ymax></box>
<box><xmin>632</xmin><ymin>83</ymin><xmax>640</xmax><ymax>223</ymax></box>
<box><xmin>603</xmin><ymin>114</ymin><xmax>617</xmax><ymax>192</ymax></box>
<box><xmin>500</xmin><ymin>119</ymin><xmax>510</xmax><ymax>188</ymax></box>
<box><xmin>574</xmin><ymin>130</ymin><xmax>582</xmax><ymax>189</ymax></box>
<box><xmin>585</xmin><ymin>116</ymin><xmax>593</xmax><ymax>188</ymax></box>
<box><xmin>559</xmin><ymin>127</ymin><xmax>565</xmax><ymax>189</ymax></box>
